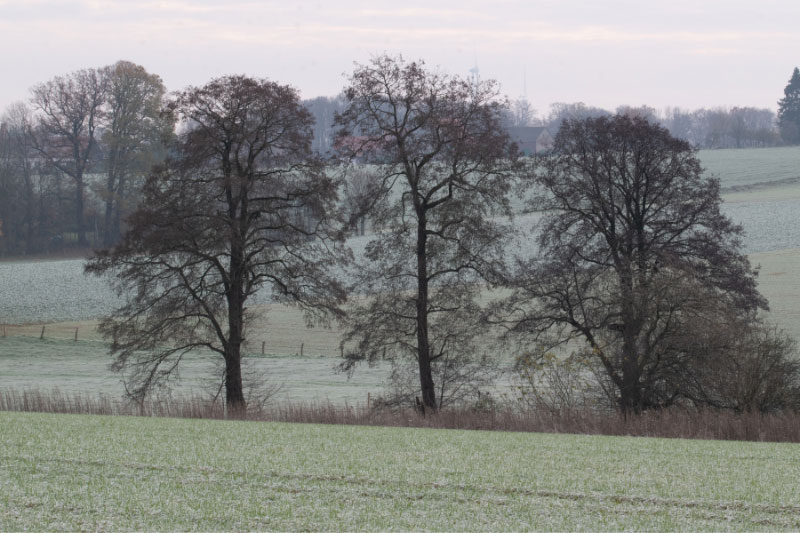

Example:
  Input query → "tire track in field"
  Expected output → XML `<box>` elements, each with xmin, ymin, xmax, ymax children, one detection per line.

<box><xmin>5</xmin><ymin>453</ymin><xmax>800</xmax><ymax>522</ymax></box>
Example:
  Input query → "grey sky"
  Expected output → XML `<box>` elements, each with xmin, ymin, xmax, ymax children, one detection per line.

<box><xmin>1</xmin><ymin>0</ymin><xmax>798</xmax><ymax>115</ymax></box>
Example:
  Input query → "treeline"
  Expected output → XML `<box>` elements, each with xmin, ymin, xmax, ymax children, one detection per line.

<box><xmin>1</xmin><ymin>61</ymin><xmax>795</xmax><ymax>257</ymax></box>
<box><xmin>3</xmin><ymin>58</ymin><xmax>800</xmax><ymax>420</ymax></box>
<box><xmin>0</xmin><ymin>61</ymin><xmax>171</xmax><ymax>256</ymax></box>
<box><xmin>502</xmin><ymin>102</ymin><xmax>781</xmax><ymax>149</ymax></box>
<box><xmin>301</xmin><ymin>98</ymin><xmax>785</xmax><ymax>152</ymax></box>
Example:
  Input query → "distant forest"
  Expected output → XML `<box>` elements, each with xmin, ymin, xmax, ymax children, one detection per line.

<box><xmin>306</xmin><ymin>96</ymin><xmax>783</xmax><ymax>154</ymax></box>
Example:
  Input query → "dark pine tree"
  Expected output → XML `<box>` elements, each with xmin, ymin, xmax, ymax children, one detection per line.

<box><xmin>778</xmin><ymin>67</ymin><xmax>800</xmax><ymax>144</ymax></box>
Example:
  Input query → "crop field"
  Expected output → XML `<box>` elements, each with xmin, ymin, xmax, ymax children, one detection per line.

<box><xmin>2</xmin><ymin>411</ymin><xmax>799</xmax><ymax>530</ymax></box>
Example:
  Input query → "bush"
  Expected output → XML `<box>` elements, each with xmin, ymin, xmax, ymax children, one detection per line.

<box><xmin>513</xmin><ymin>350</ymin><xmax>614</xmax><ymax>414</ymax></box>
<box><xmin>688</xmin><ymin>322</ymin><xmax>800</xmax><ymax>413</ymax></box>
<box><xmin>369</xmin><ymin>352</ymin><xmax>502</xmax><ymax>412</ymax></box>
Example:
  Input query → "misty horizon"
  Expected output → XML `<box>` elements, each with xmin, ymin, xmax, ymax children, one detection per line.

<box><xmin>1</xmin><ymin>1</ymin><xmax>799</xmax><ymax>114</ymax></box>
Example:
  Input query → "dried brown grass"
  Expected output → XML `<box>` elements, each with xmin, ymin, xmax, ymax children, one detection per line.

<box><xmin>2</xmin><ymin>387</ymin><xmax>800</xmax><ymax>443</ymax></box>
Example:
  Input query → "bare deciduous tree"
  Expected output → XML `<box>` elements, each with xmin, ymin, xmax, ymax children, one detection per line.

<box><xmin>30</xmin><ymin>68</ymin><xmax>107</xmax><ymax>246</ymax></box>
<box><xmin>100</xmin><ymin>60</ymin><xmax>170</xmax><ymax>245</ymax></box>
<box><xmin>675</xmin><ymin>308</ymin><xmax>800</xmax><ymax>413</ymax></box>
<box><xmin>0</xmin><ymin>104</ymin><xmax>37</xmax><ymax>253</ymax></box>
<box><xmin>335</xmin><ymin>55</ymin><xmax>523</xmax><ymax>411</ymax></box>
<box><xmin>87</xmin><ymin>76</ymin><xmax>347</xmax><ymax>411</ymax></box>
<box><xmin>500</xmin><ymin>115</ymin><xmax>766</xmax><ymax>414</ymax></box>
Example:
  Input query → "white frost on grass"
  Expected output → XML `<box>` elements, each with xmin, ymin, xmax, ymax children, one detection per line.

<box><xmin>1</xmin><ymin>199</ymin><xmax>793</xmax><ymax>326</ymax></box>
<box><xmin>0</xmin><ymin>259</ymin><xmax>119</xmax><ymax>324</ymax></box>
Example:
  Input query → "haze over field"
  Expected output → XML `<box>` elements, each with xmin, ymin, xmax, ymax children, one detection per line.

<box><xmin>1</xmin><ymin>1</ymin><xmax>799</xmax><ymax>112</ymax></box>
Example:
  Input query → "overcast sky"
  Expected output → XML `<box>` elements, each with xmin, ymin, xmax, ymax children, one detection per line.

<box><xmin>1</xmin><ymin>0</ymin><xmax>799</xmax><ymax>116</ymax></box>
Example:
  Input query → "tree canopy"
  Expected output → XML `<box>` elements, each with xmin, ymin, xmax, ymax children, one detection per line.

<box><xmin>29</xmin><ymin>68</ymin><xmax>107</xmax><ymax>246</ymax></box>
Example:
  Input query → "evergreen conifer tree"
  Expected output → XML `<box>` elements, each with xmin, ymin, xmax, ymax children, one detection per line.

<box><xmin>778</xmin><ymin>67</ymin><xmax>800</xmax><ymax>144</ymax></box>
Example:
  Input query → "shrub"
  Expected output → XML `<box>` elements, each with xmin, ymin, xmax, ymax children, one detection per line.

<box><xmin>513</xmin><ymin>350</ymin><xmax>614</xmax><ymax>414</ymax></box>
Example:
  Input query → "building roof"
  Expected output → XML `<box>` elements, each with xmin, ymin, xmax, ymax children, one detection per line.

<box><xmin>507</xmin><ymin>126</ymin><xmax>550</xmax><ymax>143</ymax></box>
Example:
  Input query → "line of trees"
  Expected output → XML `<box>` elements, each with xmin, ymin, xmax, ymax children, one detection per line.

<box><xmin>5</xmin><ymin>63</ymin><xmax>800</xmax><ymax>258</ymax></box>
<box><xmin>500</xmin><ymin>101</ymin><xmax>783</xmax><ymax>149</ymax></box>
<box><xmin>0</xmin><ymin>61</ymin><xmax>170</xmax><ymax>256</ymax></box>
<box><xmin>4</xmin><ymin>57</ymin><xmax>798</xmax><ymax>415</ymax></box>
<box><xmin>299</xmin><ymin>73</ymin><xmax>800</xmax><ymax>154</ymax></box>
<box><xmin>491</xmin><ymin>67</ymin><xmax>800</xmax><ymax>149</ymax></box>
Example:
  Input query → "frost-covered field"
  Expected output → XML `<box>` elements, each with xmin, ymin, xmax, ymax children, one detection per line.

<box><xmin>700</xmin><ymin>146</ymin><xmax>800</xmax><ymax>189</ymax></box>
<box><xmin>0</xmin><ymin>336</ymin><xmax>389</xmax><ymax>404</ymax></box>
<box><xmin>1</xmin><ymin>245</ymin><xmax>795</xmax><ymax>403</ymax></box>
<box><xmin>0</xmin><ymin>200</ymin><xmax>797</xmax><ymax>324</ymax></box>
<box><xmin>1</xmin><ymin>411</ymin><xmax>799</xmax><ymax>530</ymax></box>
<box><xmin>0</xmin><ymin>259</ymin><xmax>120</xmax><ymax>324</ymax></box>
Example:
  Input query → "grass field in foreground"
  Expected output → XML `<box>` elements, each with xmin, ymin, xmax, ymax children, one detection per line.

<box><xmin>2</xmin><ymin>412</ymin><xmax>799</xmax><ymax>530</ymax></box>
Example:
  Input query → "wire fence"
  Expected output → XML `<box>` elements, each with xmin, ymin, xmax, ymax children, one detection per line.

<box><xmin>0</xmin><ymin>322</ymin><xmax>344</xmax><ymax>358</ymax></box>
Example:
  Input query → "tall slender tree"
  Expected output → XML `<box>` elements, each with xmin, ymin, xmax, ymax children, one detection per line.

<box><xmin>100</xmin><ymin>60</ymin><xmax>170</xmax><ymax>245</ymax></box>
<box><xmin>335</xmin><ymin>55</ymin><xmax>522</xmax><ymax>410</ymax></box>
<box><xmin>87</xmin><ymin>76</ymin><xmax>346</xmax><ymax>410</ymax></box>
<box><xmin>30</xmin><ymin>68</ymin><xmax>107</xmax><ymax>246</ymax></box>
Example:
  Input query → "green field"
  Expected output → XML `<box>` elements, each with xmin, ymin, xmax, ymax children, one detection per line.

<box><xmin>1</xmin><ymin>411</ymin><xmax>799</xmax><ymax>530</ymax></box>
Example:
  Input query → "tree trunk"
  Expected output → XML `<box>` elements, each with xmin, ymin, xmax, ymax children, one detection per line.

<box><xmin>75</xmin><ymin>172</ymin><xmax>87</xmax><ymax>246</ymax></box>
<box><xmin>112</xmin><ymin>175</ymin><xmax>126</xmax><ymax>243</ymax></box>
<box><xmin>618</xmin><ymin>268</ymin><xmax>642</xmax><ymax>415</ymax></box>
<box><xmin>416</xmin><ymin>210</ymin><xmax>437</xmax><ymax>410</ymax></box>
<box><xmin>226</xmin><ymin>271</ymin><xmax>247</xmax><ymax>411</ymax></box>
<box><xmin>224</xmin><ymin>346</ymin><xmax>245</xmax><ymax>412</ymax></box>
<box><xmin>24</xmin><ymin>170</ymin><xmax>35</xmax><ymax>254</ymax></box>
<box><xmin>103</xmin><ymin>174</ymin><xmax>115</xmax><ymax>246</ymax></box>
<box><xmin>103</xmin><ymin>155</ymin><xmax>118</xmax><ymax>246</ymax></box>
<box><xmin>620</xmin><ymin>329</ymin><xmax>642</xmax><ymax>415</ymax></box>
<box><xmin>225</xmin><ymin>186</ymin><xmax>247</xmax><ymax>412</ymax></box>
<box><xmin>225</xmin><ymin>283</ymin><xmax>246</xmax><ymax>412</ymax></box>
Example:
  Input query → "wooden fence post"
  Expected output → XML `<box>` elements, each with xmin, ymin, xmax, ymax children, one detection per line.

<box><xmin>74</xmin><ymin>327</ymin><xmax>79</xmax><ymax>342</ymax></box>
<box><xmin>40</xmin><ymin>326</ymin><xmax>45</xmax><ymax>339</ymax></box>
<box><xmin>261</xmin><ymin>341</ymin><xmax>265</xmax><ymax>355</ymax></box>
<box><xmin>300</xmin><ymin>343</ymin><xmax>304</xmax><ymax>357</ymax></box>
